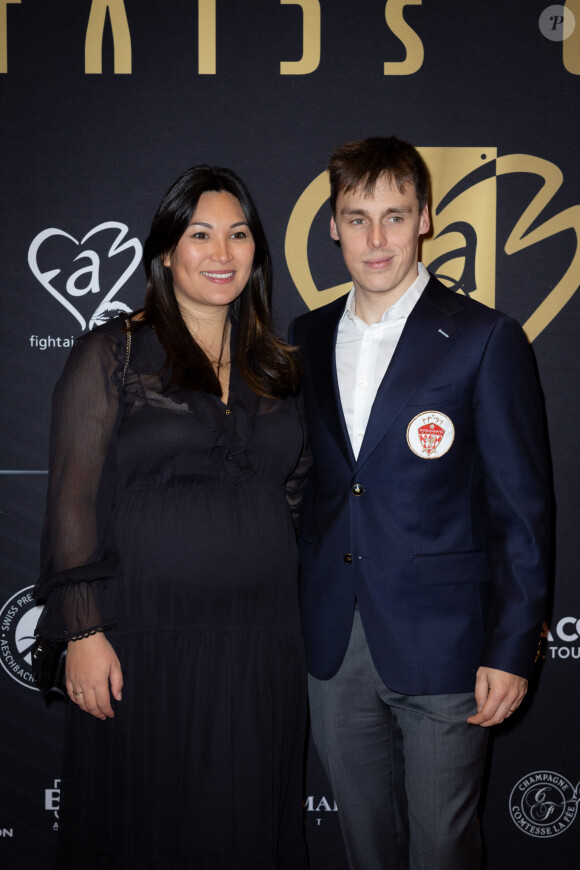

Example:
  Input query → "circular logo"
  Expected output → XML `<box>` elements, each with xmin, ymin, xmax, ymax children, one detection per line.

<box><xmin>538</xmin><ymin>6</ymin><xmax>576</xmax><ymax>41</ymax></box>
<box><xmin>406</xmin><ymin>411</ymin><xmax>455</xmax><ymax>459</ymax></box>
<box><xmin>509</xmin><ymin>770</ymin><xmax>579</xmax><ymax>838</ymax></box>
<box><xmin>0</xmin><ymin>586</ymin><xmax>43</xmax><ymax>690</ymax></box>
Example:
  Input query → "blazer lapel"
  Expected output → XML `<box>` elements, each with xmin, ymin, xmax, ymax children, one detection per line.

<box><xmin>356</xmin><ymin>278</ymin><xmax>464</xmax><ymax>468</ymax></box>
<box><xmin>305</xmin><ymin>298</ymin><xmax>355</xmax><ymax>469</ymax></box>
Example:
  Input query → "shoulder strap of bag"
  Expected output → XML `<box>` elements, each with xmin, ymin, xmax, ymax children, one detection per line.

<box><xmin>123</xmin><ymin>317</ymin><xmax>132</xmax><ymax>385</ymax></box>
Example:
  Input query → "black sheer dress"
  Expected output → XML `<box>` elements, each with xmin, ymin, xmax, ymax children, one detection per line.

<box><xmin>35</xmin><ymin>317</ymin><xmax>310</xmax><ymax>869</ymax></box>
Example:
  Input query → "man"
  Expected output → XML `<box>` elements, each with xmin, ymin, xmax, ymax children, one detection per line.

<box><xmin>290</xmin><ymin>137</ymin><xmax>551</xmax><ymax>870</ymax></box>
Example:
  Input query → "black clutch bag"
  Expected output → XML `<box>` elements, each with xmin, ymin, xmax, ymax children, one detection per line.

<box><xmin>32</xmin><ymin>638</ymin><xmax>68</xmax><ymax>700</ymax></box>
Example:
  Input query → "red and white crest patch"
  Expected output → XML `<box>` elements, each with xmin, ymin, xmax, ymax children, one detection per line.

<box><xmin>407</xmin><ymin>411</ymin><xmax>455</xmax><ymax>459</ymax></box>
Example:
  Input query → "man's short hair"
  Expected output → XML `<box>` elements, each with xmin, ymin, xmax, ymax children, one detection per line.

<box><xmin>328</xmin><ymin>136</ymin><xmax>430</xmax><ymax>214</ymax></box>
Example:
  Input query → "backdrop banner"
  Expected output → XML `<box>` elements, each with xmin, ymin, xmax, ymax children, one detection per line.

<box><xmin>1</xmin><ymin>2</ymin><xmax>578</xmax><ymax>868</ymax></box>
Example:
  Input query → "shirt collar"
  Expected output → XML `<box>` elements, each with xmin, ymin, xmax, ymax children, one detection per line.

<box><xmin>341</xmin><ymin>263</ymin><xmax>430</xmax><ymax>325</ymax></box>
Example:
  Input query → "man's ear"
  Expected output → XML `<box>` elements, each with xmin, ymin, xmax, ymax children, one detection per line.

<box><xmin>330</xmin><ymin>215</ymin><xmax>340</xmax><ymax>242</ymax></box>
<box><xmin>419</xmin><ymin>204</ymin><xmax>430</xmax><ymax>237</ymax></box>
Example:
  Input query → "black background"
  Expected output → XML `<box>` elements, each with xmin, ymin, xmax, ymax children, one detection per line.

<box><xmin>1</xmin><ymin>2</ymin><xmax>578</xmax><ymax>867</ymax></box>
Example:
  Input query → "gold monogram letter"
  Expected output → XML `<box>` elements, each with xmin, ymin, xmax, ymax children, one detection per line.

<box><xmin>0</xmin><ymin>0</ymin><xmax>21</xmax><ymax>75</ymax></box>
<box><xmin>384</xmin><ymin>0</ymin><xmax>424</xmax><ymax>75</ymax></box>
<box><xmin>85</xmin><ymin>0</ymin><xmax>132</xmax><ymax>74</ymax></box>
<box><xmin>496</xmin><ymin>154</ymin><xmax>580</xmax><ymax>342</ymax></box>
<box><xmin>280</xmin><ymin>0</ymin><xmax>321</xmax><ymax>75</ymax></box>
<box><xmin>564</xmin><ymin>0</ymin><xmax>580</xmax><ymax>74</ymax></box>
<box><xmin>198</xmin><ymin>0</ymin><xmax>216</xmax><ymax>75</ymax></box>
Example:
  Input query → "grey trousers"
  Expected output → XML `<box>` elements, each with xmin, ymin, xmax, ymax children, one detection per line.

<box><xmin>308</xmin><ymin>607</ymin><xmax>489</xmax><ymax>870</ymax></box>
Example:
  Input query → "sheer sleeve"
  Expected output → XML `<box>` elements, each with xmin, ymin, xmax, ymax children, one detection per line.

<box><xmin>34</xmin><ymin>325</ymin><xmax>126</xmax><ymax>641</ymax></box>
<box><xmin>285</xmin><ymin>391</ymin><xmax>313</xmax><ymax>529</ymax></box>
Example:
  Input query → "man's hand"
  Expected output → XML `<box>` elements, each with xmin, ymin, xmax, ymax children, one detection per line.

<box><xmin>65</xmin><ymin>632</ymin><xmax>123</xmax><ymax>719</ymax></box>
<box><xmin>467</xmin><ymin>666</ymin><xmax>527</xmax><ymax>727</ymax></box>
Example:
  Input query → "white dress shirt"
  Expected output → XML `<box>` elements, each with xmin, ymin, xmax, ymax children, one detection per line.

<box><xmin>336</xmin><ymin>264</ymin><xmax>430</xmax><ymax>459</ymax></box>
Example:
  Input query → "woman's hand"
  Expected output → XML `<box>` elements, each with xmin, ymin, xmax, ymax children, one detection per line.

<box><xmin>65</xmin><ymin>632</ymin><xmax>123</xmax><ymax>719</ymax></box>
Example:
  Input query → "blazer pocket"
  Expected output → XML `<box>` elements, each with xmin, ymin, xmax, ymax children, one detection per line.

<box><xmin>408</xmin><ymin>382</ymin><xmax>459</xmax><ymax>406</ymax></box>
<box><xmin>413</xmin><ymin>551</ymin><xmax>490</xmax><ymax>586</ymax></box>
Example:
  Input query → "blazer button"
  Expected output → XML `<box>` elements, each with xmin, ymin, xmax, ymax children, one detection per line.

<box><xmin>351</xmin><ymin>483</ymin><xmax>364</xmax><ymax>495</ymax></box>
<box><xmin>343</xmin><ymin>553</ymin><xmax>352</xmax><ymax>563</ymax></box>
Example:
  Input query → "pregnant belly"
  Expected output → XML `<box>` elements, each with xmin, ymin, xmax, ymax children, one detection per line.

<box><xmin>111</xmin><ymin>485</ymin><xmax>300</xmax><ymax>632</ymax></box>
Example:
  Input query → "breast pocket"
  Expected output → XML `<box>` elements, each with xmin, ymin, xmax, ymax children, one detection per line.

<box><xmin>408</xmin><ymin>382</ymin><xmax>459</xmax><ymax>407</ymax></box>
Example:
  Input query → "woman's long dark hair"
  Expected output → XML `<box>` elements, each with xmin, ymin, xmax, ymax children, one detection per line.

<box><xmin>142</xmin><ymin>165</ymin><xmax>300</xmax><ymax>398</ymax></box>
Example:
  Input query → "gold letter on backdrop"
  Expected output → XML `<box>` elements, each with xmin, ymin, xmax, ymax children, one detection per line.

<box><xmin>384</xmin><ymin>0</ymin><xmax>424</xmax><ymax>75</ymax></box>
<box><xmin>419</xmin><ymin>148</ymin><xmax>496</xmax><ymax>310</ymax></box>
<box><xmin>0</xmin><ymin>0</ymin><xmax>21</xmax><ymax>75</ymax></box>
<box><xmin>85</xmin><ymin>0</ymin><xmax>131</xmax><ymax>74</ymax></box>
<box><xmin>280</xmin><ymin>0</ymin><xmax>321</xmax><ymax>75</ymax></box>
<box><xmin>564</xmin><ymin>0</ymin><xmax>580</xmax><ymax>74</ymax></box>
<box><xmin>285</xmin><ymin>171</ymin><xmax>351</xmax><ymax>309</ymax></box>
<box><xmin>198</xmin><ymin>0</ymin><xmax>216</xmax><ymax>75</ymax></box>
<box><xmin>496</xmin><ymin>154</ymin><xmax>580</xmax><ymax>342</ymax></box>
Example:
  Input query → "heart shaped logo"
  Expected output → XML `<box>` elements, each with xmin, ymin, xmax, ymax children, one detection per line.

<box><xmin>28</xmin><ymin>221</ymin><xmax>143</xmax><ymax>331</ymax></box>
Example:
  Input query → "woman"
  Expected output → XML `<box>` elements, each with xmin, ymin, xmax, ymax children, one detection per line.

<box><xmin>34</xmin><ymin>166</ymin><xmax>311</xmax><ymax>869</ymax></box>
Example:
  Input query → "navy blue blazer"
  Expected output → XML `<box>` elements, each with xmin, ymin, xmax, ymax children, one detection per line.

<box><xmin>290</xmin><ymin>276</ymin><xmax>551</xmax><ymax>695</ymax></box>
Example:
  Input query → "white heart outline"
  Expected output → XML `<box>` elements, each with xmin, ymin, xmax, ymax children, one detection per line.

<box><xmin>28</xmin><ymin>221</ymin><xmax>143</xmax><ymax>331</ymax></box>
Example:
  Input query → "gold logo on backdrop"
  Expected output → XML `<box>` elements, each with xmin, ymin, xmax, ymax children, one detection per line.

<box><xmin>85</xmin><ymin>0</ymin><xmax>131</xmax><ymax>74</ymax></box>
<box><xmin>285</xmin><ymin>148</ymin><xmax>580</xmax><ymax>342</ymax></box>
<box><xmin>285</xmin><ymin>148</ymin><xmax>497</xmax><ymax>310</ymax></box>
<box><xmin>564</xmin><ymin>0</ymin><xmax>580</xmax><ymax>74</ymax></box>
<box><xmin>421</xmin><ymin>148</ymin><xmax>496</xmax><ymax>310</ymax></box>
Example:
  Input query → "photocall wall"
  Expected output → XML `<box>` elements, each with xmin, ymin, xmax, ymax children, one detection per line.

<box><xmin>1</xmin><ymin>2</ymin><xmax>578</xmax><ymax>867</ymax></box>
